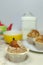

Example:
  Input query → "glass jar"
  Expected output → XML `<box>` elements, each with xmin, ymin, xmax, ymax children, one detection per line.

<box><xmin>21</xmin><ymin>12</ymin><xmax>37</xmax><ymax>39</ymax></box>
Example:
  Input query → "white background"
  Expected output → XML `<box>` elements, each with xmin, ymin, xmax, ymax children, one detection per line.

<box><xmin>0</xmin><ymin>0</ymin><xmax>43</xmax><ymax>30</ymax></box>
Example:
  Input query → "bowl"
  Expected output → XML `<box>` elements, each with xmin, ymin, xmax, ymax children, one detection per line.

<box><xmin>27</xmin><ymin>37</ymin><xmax>35</xmax><ymax>44</ymax></box>
<box><xmin>34</xmin><ymin>35</ymin><xmax>43</xmax><ymax>50</ymax></box>
<box><xmin>6</xmin><ymin>46</ymin><xmax>29</xmax><ymax>62</ymax></box>
<box><xmin>3</xmin><ymin>30</ymin><xmax>23</xmax><ymax>44</ymax></box>
<box><xmin>34</xmin><ymin>41</ymin><xmax>43</xmax><ymax>50</ymax></box>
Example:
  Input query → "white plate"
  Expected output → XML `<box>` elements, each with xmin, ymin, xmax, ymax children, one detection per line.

<box><xmin>22</xmin><ymin>40</ymin><xmax>43</xmax><ymax>53</ymax></box>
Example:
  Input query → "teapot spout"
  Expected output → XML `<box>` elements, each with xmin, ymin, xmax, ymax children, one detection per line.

<box><xmin>7</xmin><ymin>24</ymin><xmax>13</xmax><ymax>31</ymax></box>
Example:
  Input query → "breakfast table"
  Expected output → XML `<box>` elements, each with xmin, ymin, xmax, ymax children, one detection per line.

<box><xmin>0</xmin><ymin>40</ymin><xmax>43</xmax><ymax>65</ymax></box>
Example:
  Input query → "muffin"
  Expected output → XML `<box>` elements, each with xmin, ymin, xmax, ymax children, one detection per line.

<box><xmin>34</xmin><ymin>35</ymin><xmax>43</xmax><ymax>50</ymax></box>
<box><xmin>27</xmin><ymin>29</ymin><xmax>40</xmax><ymax>44</ymax></box>
<box><xmin>6</xmin><ymin>42</ymin><xmax>29</xmax><ymax>62</ymax></box>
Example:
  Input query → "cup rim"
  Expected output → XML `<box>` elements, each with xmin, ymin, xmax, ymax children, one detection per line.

<box><xmin>7</xmin><ymin>48</ymin><xmax>29</xmax><ymax>55</ymax></box>
<box><xmin>3</xmin><ymin>30</ymin><xmax>22</xmax><ymax>35</ymax></box>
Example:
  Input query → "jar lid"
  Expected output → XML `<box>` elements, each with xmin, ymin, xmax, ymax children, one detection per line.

<box><xmin>22</xmin><ymin>12</ymin><xmax>37</xmax><ymax>20</ymax></box>
<box><xmin>23</xmin><ymin>12</ymin><xmax>33</xmax><ymax>16</ymax></box>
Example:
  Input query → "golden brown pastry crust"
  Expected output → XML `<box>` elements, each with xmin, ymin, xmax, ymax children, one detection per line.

<box><xmin>10</xmin><ymin>39</ymin><xmax>20</xmax><ymax>48</ymax></box>
<box><xmin>27</xmin><ymin>29</ymin><xmax>40</xmax><ymax>38</ymax></box>
<box><xmin>36</xmin><ymin>35</ymin><xmax>43</xmax><ymax>43</ymax></box>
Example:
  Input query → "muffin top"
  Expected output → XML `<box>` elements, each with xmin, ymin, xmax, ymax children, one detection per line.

<box><xmin>7</xmin><ymin>46</ymin><xmax>27</xmax><ymax>53</ymax></box>
<box><xmin>27</xmin><ymin>29</ymin><xmax>40</xmax><ymax>38</ymax></box>
<box><xmin>35</xmin><ymin>35</ymin><xmax>43</xmax><ymax>43</ymax></box>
